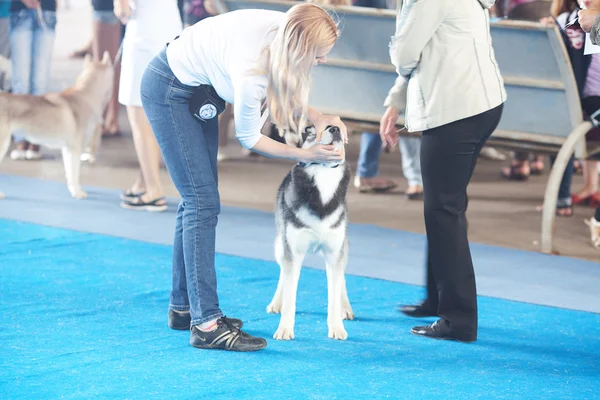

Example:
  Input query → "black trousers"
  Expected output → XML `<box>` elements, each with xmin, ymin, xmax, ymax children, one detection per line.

<box><xmin>420</xmin><ymin>104</ymin><xmax>504</xmax><ymax>341</ymax></box>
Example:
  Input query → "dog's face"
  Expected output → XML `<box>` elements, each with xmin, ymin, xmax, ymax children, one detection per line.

<box><xmin>300</xmin><ymin>126</ymin><xmax>344</xmax><ymax>152</ymax></box>
<box><xmin>282</xmin><ymin>125</ymin><xmax>345</xmax><ymax>166</ymax></box>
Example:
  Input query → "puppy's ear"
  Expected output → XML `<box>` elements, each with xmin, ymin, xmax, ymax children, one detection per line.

<box><xmin>302</xmin><ymin>126</ymin><xmax>316</xmax><ymax>144</ymax></box>
<box><xmin>283</xmin><ymin>129</ymin><xmax>301</xmax><ymax>148</ymax></box>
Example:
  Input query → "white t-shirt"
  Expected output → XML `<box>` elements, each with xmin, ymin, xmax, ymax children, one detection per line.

<box><xmin>166</xmin><ymin>9</ymin><xmax>285</xmax><ymax>149</ymax></box>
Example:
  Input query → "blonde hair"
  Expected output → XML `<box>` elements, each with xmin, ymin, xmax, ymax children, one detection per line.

<box><xmin>261</xmin><ymin>3</ymin><xmax>339</xmax><ymax>135</ymax></box>
<box><xmin>307</xmin><ymin>0</ymin><xmax>353</xmax><ymax>6</ymax></box>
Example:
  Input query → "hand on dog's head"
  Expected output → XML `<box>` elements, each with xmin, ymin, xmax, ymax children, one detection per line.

<box><xmin>285</xmin><ymin>126</ymin><xmax>345</xmax><ymax>152</ymax></box>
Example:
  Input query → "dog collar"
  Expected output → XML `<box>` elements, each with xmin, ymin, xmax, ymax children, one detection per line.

<box><xmin>297</xmin><ymin>162</ymin><xmax>341</xmax><ymax>169</ymax></box>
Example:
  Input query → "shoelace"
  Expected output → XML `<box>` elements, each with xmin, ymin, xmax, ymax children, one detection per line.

<box><xmin>220</xmin><ymin>317</ymin><xmax>241</xmax><ymax>335</ymax></box>
<box><xmin>216</xmin><ymin>317</ymin><xmax>243</xmax><ymax>348</ymax></box>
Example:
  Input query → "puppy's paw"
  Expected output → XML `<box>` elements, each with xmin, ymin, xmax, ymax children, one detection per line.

<box><xmin>273</xmin><ymin>325</ymin><xmax>294</xmax><ymax>340</ymax></box>
<box><xmin>328</xmin><ymin>324</ymin><xmax>348</xmax><ymax>340</ymax></box>
<box><xmin>0</xmin><ymin>192</ymin><xmax>4</xmax><ymax>199</ymax></box>
<box><xmin>266</xmin><ymin>301</ymin><xmax>282</xmax><ymax>314</ymax></box>
<box><xmin>342</xmin><ymin>307</ymin><xmax>354</xmax><ymax>320</ymax></box>
<box><xmin>80</xmin><ymin>152</ymin><xmax>96</xmax><ymax>164</ymax></box>
<box><xmin>70</xmin><ymin>189</ymin><xmax>88</xmax><ymax>199</ymax></box>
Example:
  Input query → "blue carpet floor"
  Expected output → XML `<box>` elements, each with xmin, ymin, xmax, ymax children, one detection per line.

<box><xmin>1</xmin><ymin>176</ymin><xmax>599</xmax><ymax>315</ymax></box>
<box><xmin>1</xmin><ymin>219</ymin><xmax>599</xmax><ymax>399</ymax></box>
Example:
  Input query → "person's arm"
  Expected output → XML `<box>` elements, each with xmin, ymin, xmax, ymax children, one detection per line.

<box><xmin>20</xmin><ymin>0</ymin><xmax>40</xmax><ymax>9</ymax></box>
<box><xmin>114</xmin><ymin>0</ymin><xmax>131</xmax><ymax>24</ymax></box>
<box><xmin>389</xmin><ymin>0</ymin><xmax>448</xmax><ymax>79</ymax></box>
<box><xmin>381</xmin><ymin>0</ymin><xmax>447</xmax><ymax>144</ymax></box>
<box><xmin>578</xmin><ymin>8</ymin><xmax>600</xmax><ymax>38</ymax></box>
<box><xmin>234</xmin><ymin>79</ymin><xmax>343</xmax><ymax>163</ymax></box>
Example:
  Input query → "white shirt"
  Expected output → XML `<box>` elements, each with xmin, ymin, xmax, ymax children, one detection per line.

<box><xmin>166</xmin><ymin>9</ymin><xmax>285</xmax><ymax>149</ymax></box>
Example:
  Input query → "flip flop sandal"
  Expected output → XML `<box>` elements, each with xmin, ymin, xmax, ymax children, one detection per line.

<box><xmin>556</xmin><ymin>204</ymin><xmax>573</xmax><ymax>217</ymax></box>
<box><xmin>120</xmin><ymin>196</ymin><xmax>167</xmax><ymax>212</ymax></box>
<box><xmin>120</xmin><ymin>189</ymin><xmax>146</xmax><ymax>201</ymax></box>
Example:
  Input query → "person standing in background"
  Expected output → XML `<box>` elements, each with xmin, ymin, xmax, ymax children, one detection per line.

<box><xmin>114</xmin><ymin>0</ymin><xmax>182</xmax><ymax>212</ymax></box>
<box><xmin>90</xmin><ymin>0</ymin><xmax>123</xmax><ymax>137</ymax></box>
<box><xmin>9</xmin><ymin>0</ymin><xmax>57</xmax><ymax>161</ymax></box>
<box><xmin>574</xmin><ymin>4</ymin><xmax>600</xmax><ymax>250</ymax></box>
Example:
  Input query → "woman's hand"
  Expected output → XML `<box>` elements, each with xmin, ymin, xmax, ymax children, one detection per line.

<box><xmin>379</xmin><ymin>105</ymin><xmax>400</xmax><ymax>147</ymax></box>
<box><xmin>539</xmin><ymin>16</ymin><xmax>555</xmax><ymax>25</ymax></box>
<box><xmin>114</xmin><ymin>0</ymin><xmax>131</xmax><ymax>25</ymax></box>
<box><xmin>578</xmin><ymin>8</ymin><xmax>600</xmax><ymax>33</ymax></box>
<box><xmin>204</xmin><ymin>0</ymin><xmax>219</xmax><ymax>15</ymax></box>
<box><xmin>250</xmin><ymin>135</ymin><xmax>342</xmax><ymax>164</ymax></box>
<box><xmin>299</xmin><ymin>144</ymin><xmax>344</xmax><ymax>164</ymax></box>
<box><xmin>21</xmin><ymin>0</ymin><xmax>40</xmax><ymax>9</ymax></box>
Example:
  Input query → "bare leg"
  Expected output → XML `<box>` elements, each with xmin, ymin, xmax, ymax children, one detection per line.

<box><xmin>92</xmin><ymin>20</ymin><xmax>121</xmax><ymax>136</ymax></box>
<box><xmin>126</xmin><ymin>106</ymin><xmax>165</xmax><ymax>204</ymax></box>
<box><xmin>574</xmin><ymin>161</ymin><xmax>599</xmax><ymax>199</ymax></box>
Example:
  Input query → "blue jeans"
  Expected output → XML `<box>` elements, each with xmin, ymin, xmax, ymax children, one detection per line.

<box><xmin>399</xmin><ymin>136</ymin><xmax>422</xmax><ymax>187</ymax></box>
<box><xmin>93</xmin><ymin>10</ymin><xmax>120</xmax><ymax>25</ymax></box>
<box><xmin>550</xmin><ymin>154</ymin><xmax>574</xmax><ymax>208</ymax></box>
<box><xmin>10</xmin><ymin>9</ymin><xmax>56</xmax><ymax>142</ymax></box>
<box><xmin>357</xmin><ymin>132</ymin><xmax>423</xmax><ymax>186</ymax></box>
<box><xmin>140</xmin><ymin>47</ymin><xmax>223</xmax><ymax>326</ymax></box>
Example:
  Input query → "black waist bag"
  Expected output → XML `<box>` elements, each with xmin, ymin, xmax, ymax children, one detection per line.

<box><xmin>189</xmin><ymin>85</ymin><xmax>227</xmax><ymax>122</ymax></box>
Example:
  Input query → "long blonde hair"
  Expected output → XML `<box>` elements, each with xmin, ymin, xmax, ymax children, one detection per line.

<box><xmin>307</xmin><ymin>0</ymin><xmax>353</xmax><ymax>6</ymax></box>
<box><xmin>261</xmin><ymin>3</ymin><xmax>339</xmax><ymax>135</ymax></box>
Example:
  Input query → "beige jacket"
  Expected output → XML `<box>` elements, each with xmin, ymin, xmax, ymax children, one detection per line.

<box><xmin>384</xmin><ymin>0</ymin><xmax>507</xmax><ymax>132</ymax></box>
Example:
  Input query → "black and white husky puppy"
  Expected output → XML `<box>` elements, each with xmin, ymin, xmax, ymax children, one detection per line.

<box><xmin>266</xmin><ymin>125</ymin><xmax>354</xmax><ymax>341</ymax></box>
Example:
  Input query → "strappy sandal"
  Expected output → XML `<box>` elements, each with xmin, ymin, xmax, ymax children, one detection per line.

<box><xmin>120</xmin><ymin>196</ymin><xmax>167</xmax><ymax>212</ymax></box>
<box><xmin>584</xmin><ymin>218</ymin><xmax>600</xmax><ymax>249</ymax></box>
<box><xmin>556</xmin><ymin>204</ymin><xmax>573</xmax><ymax>217</ymax></box>
<box><xmin>572</xmin><ymin>193</ymin><xmax>600</xmax><ymax>207</ymax></box>
<box><xmin>120</xmin><ymin>189</ymin><xmax>146</xmax><ymax>201</ymax></box>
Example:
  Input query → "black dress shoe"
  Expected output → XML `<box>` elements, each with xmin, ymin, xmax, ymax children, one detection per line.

<box><xmin>168</xmin><ymin>310</ymin><xmax>243</xmax><ymax>330</ymax></box>
<box><xmin>190</xmin><ymin>317</ymin><xmax>267</xmax><ymax>352</ymax></box>
<box><xmin>410</xmin><ymin>319</ymin><xmax>476</xmax><ymax>343</ymax></box>
<box><xmin>398</xmin><ymin>304</ymin><xmax>437</xmax><ymax>318</ymax></box>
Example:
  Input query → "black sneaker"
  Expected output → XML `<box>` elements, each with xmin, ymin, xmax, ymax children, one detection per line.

<box><xmin>168</xmin><ymin>310</ymin><xmax>243</xmax><ymax>331</ymax></box>
<box><xmin>190</xmin><ymin>317</ymin><xmax>267</xmax><ymax>352</ymax></box>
